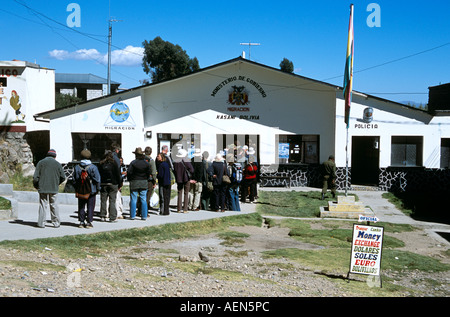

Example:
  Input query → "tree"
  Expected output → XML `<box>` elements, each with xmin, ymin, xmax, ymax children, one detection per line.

<box><xmin>142</xmin><ymin>36</ymin><xmax>200</xmax><ymax>83</ymax></box>
<box><xmin>280</xmin><ymin>58</ymin><xmax>294</xmax><ymax>73</ymax></box>
<box><xmin>55</xmin><ymin>92</ymin><xmax>83</xmax><ymax>109</ymax></box>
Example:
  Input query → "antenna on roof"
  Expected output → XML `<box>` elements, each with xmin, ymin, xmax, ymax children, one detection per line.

<box><xmin>240</xmin><ymin>42</ymin><xmax>260</xmax><ymax>60</ymax></box>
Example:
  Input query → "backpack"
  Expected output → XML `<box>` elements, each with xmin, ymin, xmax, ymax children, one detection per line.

<box><xmin>230</xmin><ymin>163</ymin><xmax>243</xmax><ymax>184</ymax></box>
<box><xmin>100</xmin><ymin>162</ymin><xmax>114</xmax><ymax>183</ymax></box>
<box><xmin>75</xmin><ymin>165</ymin><xmax>92</xmax><ymax>200</ymax></box>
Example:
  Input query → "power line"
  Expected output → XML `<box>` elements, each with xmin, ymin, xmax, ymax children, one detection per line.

<box><xmin>12</xmin><ymin>0</ymin><xmax>143</xmax><ymax>58</ymax></box>
<box><xmin>321</xmin><ymin>41</ymin><xmax>450</xmax><ymax>82</ymax></box>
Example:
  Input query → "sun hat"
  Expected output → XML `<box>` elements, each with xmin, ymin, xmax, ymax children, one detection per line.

<box><xmin>132</xmin><ymin>147</ymin><xmax>144</xmax><ymax>155</ymax></box>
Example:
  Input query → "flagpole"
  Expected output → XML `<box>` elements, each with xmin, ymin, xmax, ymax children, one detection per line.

<box><xmin>345</xmin><ymin>122</ymin><xmax>349</xmax><ymax>196</ymax></box>
<box><xmin>344</xmin><ymin>4</ymin><xmax>354</xmax><ymax>197</ymax></box>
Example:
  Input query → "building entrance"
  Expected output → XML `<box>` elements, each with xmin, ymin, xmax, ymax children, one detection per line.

<box><xmin>351</xmin><ymin>136</ymin><xmax>380</xmax><ymax>186</ymax></box>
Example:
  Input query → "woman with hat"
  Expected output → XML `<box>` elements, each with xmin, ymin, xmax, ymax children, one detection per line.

<box><xmin>73</xmin><ymin>149</ymin><xmax>101</xmax><ymax>228</ymax></box>
<box><xmin>188</xmin><ymin>148</ymin><xmax>204</xmax><ymax>211</ymax></box>
<box><xmin>173</xmin><ymin>148</ymin><xmax>194</xmax><ymax>213</ymax></box>
<box><xmin>207</xmin><ymin>153</ymin><xmax>229</xmax><ymax>212</ymax></box>
<box><xmin>127</xmin><ymin>147</ymin><xmax>151</xmax><ymax>220</ymax></box>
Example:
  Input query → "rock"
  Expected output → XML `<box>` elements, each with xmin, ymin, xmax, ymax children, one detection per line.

<box><xmin>198</xmin><ymin>251</ymin><xmax>209</xmax><ymax>262</ymax></box>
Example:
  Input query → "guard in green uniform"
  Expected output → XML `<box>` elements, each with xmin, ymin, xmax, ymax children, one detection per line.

<box><xmin>321</xmin><ymin>155</ymin><xmax>336</xmax><ymax>200</ymax></box>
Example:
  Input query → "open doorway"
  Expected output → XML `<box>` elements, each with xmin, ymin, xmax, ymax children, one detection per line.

<box><xmin>351</xmin><ymin>136</ymin><xmax>380</xmax><ymax>186</ymax></box>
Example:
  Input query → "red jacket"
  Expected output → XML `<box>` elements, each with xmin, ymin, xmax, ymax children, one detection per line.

<box><xmin>244</xmin><ymin>162</ymin><xmax>258</xmax><ymax>180</ymax></box>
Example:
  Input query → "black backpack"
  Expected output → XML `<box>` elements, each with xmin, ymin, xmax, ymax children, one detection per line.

<box><xmin>229</xmin><ymin>163</ymin><xmax>243</xmax><ymax>184</ymax></box>
<box><xmin>75</xmin><ymin>165</ymin><xmax>92</xmax><ymax>200</ymax></box>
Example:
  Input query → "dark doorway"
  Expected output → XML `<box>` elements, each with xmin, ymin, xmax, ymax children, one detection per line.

<box><xmin>351</xmin><ymin>136</ymin><xmax>380</xmax><ymax>186</ymax></box>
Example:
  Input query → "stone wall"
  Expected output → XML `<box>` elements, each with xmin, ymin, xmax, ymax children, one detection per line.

<box><xmin>0</xmin><ymin>131</ymin><xmax>35</xmax><ymax>183</ymax></box>
<box><xmin>379</xmin><ymin>167</ymin><xmax>450</xmax><ymax>193</ymax></box>
<box><xmin>260</xmin><ymin>163</ymin><xmax>450</xmax><ymax>194</ymax></box>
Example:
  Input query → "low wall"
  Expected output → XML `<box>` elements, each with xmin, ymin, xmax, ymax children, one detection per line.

<box><xmin>0</xmin><ymin>183</ymin><xmax>130</xmax><ymax>219</ymax></box>
<box><xmin>260</xmin><ymin>164</ymin><xmax>450</xmax><ymax>193</ymax></box>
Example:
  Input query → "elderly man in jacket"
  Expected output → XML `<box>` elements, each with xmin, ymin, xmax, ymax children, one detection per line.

<box><xmin>33</xmin><ymin>149</ymin><xmax>66</xmax><ymax>228</ymax></box>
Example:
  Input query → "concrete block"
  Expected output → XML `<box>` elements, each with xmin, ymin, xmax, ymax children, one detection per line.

<box><xmin>328</xmin><ymin>201</ymin><xmax>365</xmax><ymax>212</ymax></box>
<box><xmin>336</xmin><ymin>195</ymin><xmax>356</xmax><ymax>204</ymax></box>
<box><xmin>319</xmin><ymin>206</ymin><xmax>375</xmax><ymax>219</ymax></box>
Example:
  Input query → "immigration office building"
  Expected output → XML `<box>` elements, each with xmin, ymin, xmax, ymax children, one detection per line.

<box><xmin>34</xmin><ymin>57</ymin><xmax>450</xmax><ymax>193</ymax></box>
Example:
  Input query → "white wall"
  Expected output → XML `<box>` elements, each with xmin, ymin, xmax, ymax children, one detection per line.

<box><xmin>0</xmin><ymin>61</ymin><xmax>54</xmax><ymax>131</ymax></box>
<box><xmin>142</xmin><ymin>60</ymin><xmax>338</xmax><ymax>165</ymax></box>
<box><xmin>335</xmin><ymin>93</ymin><xmax>446</xmax><ymax>169</ymax></box>
<box><xmin>49</xmin><ymin>91</ymin><xmax>145</xmax><ymax>163</ymax></box>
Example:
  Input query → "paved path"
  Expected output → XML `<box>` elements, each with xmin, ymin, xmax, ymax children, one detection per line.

<box><xmin>0</xmin><ymin>187</ymin><xmax>449</xmax><ymax>245</ymax></box>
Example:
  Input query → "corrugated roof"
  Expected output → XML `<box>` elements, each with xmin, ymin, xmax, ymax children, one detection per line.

<box><xmin>55</xmin><ymin>73</ymin><xmax>120</xmax><ymax>85</ymax></box>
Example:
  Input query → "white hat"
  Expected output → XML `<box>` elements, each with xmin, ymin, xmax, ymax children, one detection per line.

<box><xmin>248</xmin><ymin>147</ymin><xmax>255</xmax><ymax>155</ymax></box>
<box><xmin>176</xmin><ymin>148</ymin><xmax>188</xmax><ymax>158</ymax></box>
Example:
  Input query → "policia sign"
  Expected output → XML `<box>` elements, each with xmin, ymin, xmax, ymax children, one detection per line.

<box><xmin>348</xmin><ymin>224</ymin><xmax>384</xmax><ymax>287</ymax></box>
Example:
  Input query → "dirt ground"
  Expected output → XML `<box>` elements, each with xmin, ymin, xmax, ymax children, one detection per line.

<box><xmin>0</xmin><ymin>219</ymin><xmax>448</xmax><ymax>297</ymax></box>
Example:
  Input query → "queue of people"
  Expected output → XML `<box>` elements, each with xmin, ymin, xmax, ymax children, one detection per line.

<box><xmin>32</xmin><ymin>143</ymin><xmax>260</xmax><ymax>228</ymax></box>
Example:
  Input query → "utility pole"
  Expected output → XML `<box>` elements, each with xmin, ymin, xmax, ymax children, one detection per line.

<box><xmin>107</xmin><ymin>18</ymin><xmax>121</xmax><ymax>95</ymax></box>
<box><xmin>240</xmin><ymin>42</ymin><xmax>260</xmax><ymax>60</ymax></box>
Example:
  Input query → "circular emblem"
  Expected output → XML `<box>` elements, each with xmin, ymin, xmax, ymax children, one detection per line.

<box><xmin>110</xmin><ymin>102</ymin><xmax>130</xmax><ymax>122</ymax></box>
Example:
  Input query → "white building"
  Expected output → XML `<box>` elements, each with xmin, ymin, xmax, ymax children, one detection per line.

<box><xmin>0</xmin><ymin>60</ymin><xmax>55</xmax><ymax>165</ymax></box>
<box><xmin>0</xmin><ymin>60</ymin><xmax>54</xmax><ymax>132</ymax></box>
<box><xmin>35</xmin><ymin>57</ymin><xmax>450</xmax><ymax>192</ymax></box>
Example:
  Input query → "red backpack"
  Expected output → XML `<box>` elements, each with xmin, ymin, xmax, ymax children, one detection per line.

<box><xmin>75</xmin><ymin>166</ymin><xmax>92</xmax><ymax>200</ymax></box>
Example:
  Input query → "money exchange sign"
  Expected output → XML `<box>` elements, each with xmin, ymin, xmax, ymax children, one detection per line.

<box><xmin>349</xmin><ymin>224</ymin><xmax>384</xmax><ymax>276</ymax></box>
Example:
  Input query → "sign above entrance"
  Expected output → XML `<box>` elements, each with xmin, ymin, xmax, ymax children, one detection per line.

<box><xmin>211</xmin><ymin>75</ymin><xmax>266</xmax><ymax>117</ymax></box>
<box><xmin>210</xmin><ymin>76</ymin><xmax>267</xmax><ymax>98</ymax></box>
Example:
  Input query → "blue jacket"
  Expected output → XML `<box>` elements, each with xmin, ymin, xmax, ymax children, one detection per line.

<box><xmin>157</xmin><ymin>160</ymin><xmax>171</xmax><ymax>186</ymax></box>
<box><xmin>73</xmin><ymin>160</ymin><xmax>101</xmax><ymax>194</ymax></box>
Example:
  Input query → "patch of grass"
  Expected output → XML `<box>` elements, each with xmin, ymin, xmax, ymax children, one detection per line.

<box><xmin>256</xmin><ymin>190</ymin><xmax>357</xmax><ymax>218</ymax></box>
<box><xmin>0</xmin><ymin>213</ymin><xmax>263</xmax><ymax>259</ymax></box>
<box><xmin>382</xmin><ymin>250</ymin><xmax>450</xmax><ymax>272</ymax></box>
<box><xmin>263</xmin><ymin>248</ymin><xmax>350</xmax><ymax>272</ymax></box>
<box><xmin>262</xmin><ymin>247</ymin><xmax>450</xmax><ymax>275</ymax></box>
<box><xmin>225</xmin><ymin>250</ymin><xmax>248</xmax><ymax>257</ymax></box>
<box><xmin>0</xmin><ymin>196</ymin><xmax>11</xmax><ymax>210</ymax></box>
<box><xmin>275</xmin><ymin>218</ymin><xmax>407</xmax><ymax>249</ymax></box>
<box><xmin>6</xmin><ymin>173</ymin><xmax>36</xmax><ymax>192</ymax></box>
<box><xmin>262</xmin><ymin>218</ymin><xmax>447</xmax><ymax>273</ymax></box>
<box><xmin>218</xmin><ymin>231</ymin><xmax>250</xmax><ymax>246</ymax></box>
<box><xmin>0</xmin><ymin>260</ymin><xmax>66</xmax><ymax>272</ymax></box>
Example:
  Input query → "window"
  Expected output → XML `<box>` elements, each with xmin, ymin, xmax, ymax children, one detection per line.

<box><xmin>217</xmin><ymin>134</ymin><xmax>259</xmax><ymax>162</ymax></box>
<box><xmin>391</xmin><ymin>136</ymin><xmax>423</xmax><ymax>166</ymax></box>
<box><xmin>72</xmin><ymin>133</ymin><xmax>121</xmax><ymax>162</ymax></box>
<box><xmin>441</xmin><ymin>138</ymin><xmax>450</xmax><ymax>168</ymax></box>
<box><xmin>0</xmin><ymin>77</ymin><xmax>7</xmax><ymax>87</ymax></box>
<box><xmin>277</xmin><ymin>135</ymin><xmax>319</xmax><ymax>164</ymax></box>
<box><xmin>157</xmin><ymin>133</ymin><xmax>201</xmax><ymax>157</ymax></box>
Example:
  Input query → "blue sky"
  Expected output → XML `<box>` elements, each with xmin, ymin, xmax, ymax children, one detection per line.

<box><xmin>2</xmin><ymin>0</ymin><xmax>449</xmax><ymax>105</ymax></box>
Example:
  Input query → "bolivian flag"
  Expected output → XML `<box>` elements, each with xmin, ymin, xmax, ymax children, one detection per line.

<box><xmin>343</xmin><ymin>4</ymin><xmax>354</xmax><ymax>128</ymax></box>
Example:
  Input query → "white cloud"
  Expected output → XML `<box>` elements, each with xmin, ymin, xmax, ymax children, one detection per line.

<box><xmin>48</xmin><ymin>46</ymin><xmax>144</xmax><ymax>67</ymax></box>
